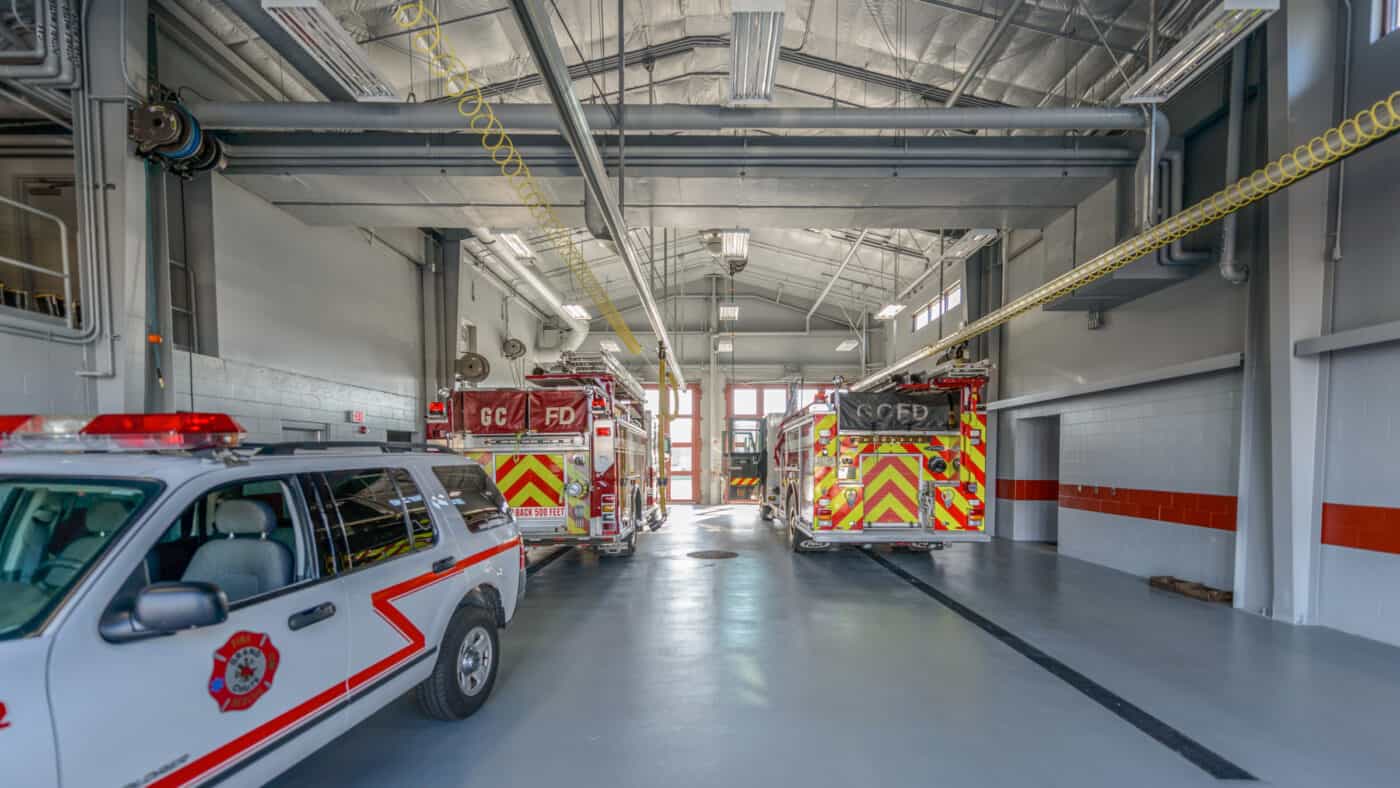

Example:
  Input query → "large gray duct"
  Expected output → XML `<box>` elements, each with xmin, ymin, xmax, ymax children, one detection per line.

<box><xmin>468</xmin><ymin>227</ymin><xmax>588</xmax><ymax>360</ymax></box>
<box><xmin>188</xmin><ymin>102</ymin><xmax>1151</xmax><ymax>133</ymax></box>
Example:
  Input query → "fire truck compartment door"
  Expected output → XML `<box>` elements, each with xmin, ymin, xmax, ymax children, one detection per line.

<box><xmin>859</xmin><ymin>453</ymin><xmax>923</xmax><ymax>527</ymax></box>
<box><xmin>495</xmin><ymin>453</ymin><xmax>566</xmax><ymax>518</ymax></box>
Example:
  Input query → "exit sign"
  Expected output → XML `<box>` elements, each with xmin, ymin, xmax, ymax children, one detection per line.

<box><xmin>346</xmin><ymin>410</ymin><xmax>366</xmax><ymax>424</ymax></box>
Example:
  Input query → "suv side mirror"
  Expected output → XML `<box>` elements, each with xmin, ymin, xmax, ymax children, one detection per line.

<box><xmin>102</xmin><ymin>582</ymin><xmax>229</xmax><ymax>643</ymax></box>
<box><xmin>136</xmin><ymin>582</ymin><xmax>229</xmax><ymax>631</ymax></box>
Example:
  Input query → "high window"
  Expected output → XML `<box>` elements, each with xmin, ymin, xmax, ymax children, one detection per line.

<box><xmin>911</xmin><ymin>282</ymin><xmax>963</xmax><ymax>333</ymax></box>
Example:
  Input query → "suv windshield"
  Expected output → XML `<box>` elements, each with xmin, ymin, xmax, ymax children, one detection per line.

<box><xmin>0</xmin><ymin>477</ymin><xmax>159</xmax><ymax>639</ymax></box>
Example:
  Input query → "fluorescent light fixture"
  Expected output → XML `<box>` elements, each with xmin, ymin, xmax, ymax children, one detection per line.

<box><xmin>730</xmin><ymin>0</ymin><xmax>784</xmax><ymax>104</ymax></box>
<box><xmin>496</xmin><ymin>231</ymin><xmax>534</xmax><ymax>260</ymax></box>
<box><xmin>716</xmin><ymin>338</ymin><xmax>735</xmax><ymax>353</ymax></box>
<box><xmin>875</xmin><ymin>304</ymin><xmax>907</xmax><ymax>320</ymax></box>
<box><xmin>262</xmin><ymin>0</ymin><xmax>398</xmax><ymax>102</ymax></box>
<box><xmin>719</xmin><ymin>304</ymin><xmax>741</xmax><ymax>321</ymax></box>
<box><xmin>721</xmin><ymin>229</ymin><xmax>750</xmax><ymax>260</ymax></box>
<box><xmin>599</xmin><ymin>339</ymin><xmax>622</xmax><ymax>353</ymax></box>
<box><xmin>836</xmin><ymin>339</ymin><xmax>859</xmax><ymax>352</ymax></box>
<box><xmin>1121</xmin><ymin>1</ymin><xmax>1277</xmax><ymax>104</ymax></box>
<box><xmin>945</xmin><ymin>228</ymin><xmax>998</xmax><ymax>259</ymax></box>
<box><xmin>562</xmin><ymin>304</ymin><xmax>591</xmax><ymax>320</ymax></box>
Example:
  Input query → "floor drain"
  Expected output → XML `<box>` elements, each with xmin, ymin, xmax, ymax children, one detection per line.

<box><xmin>687</xmin><ymin>550</ymin><xmax>738</xmax><ymax>560</ymax></box>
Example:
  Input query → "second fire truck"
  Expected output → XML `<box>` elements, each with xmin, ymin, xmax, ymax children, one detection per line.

<box><xmin>442</xmin><ymin>352</ymin><xmax>662</xmax><ymax>555</ymax></box>
<box><xmin>772</xmin><ymin>363</ymin><xmax>991</xmax><ymax>551</ymax></box>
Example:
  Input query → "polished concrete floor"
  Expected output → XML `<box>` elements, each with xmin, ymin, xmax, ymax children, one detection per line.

<box><xmin>275</xmin><ymin>506</ymin><xmax>1400</xmax><ymax>787</ymax></box>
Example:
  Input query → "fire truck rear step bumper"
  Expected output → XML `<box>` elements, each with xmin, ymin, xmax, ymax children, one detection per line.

<box><xmin>794</xmin><ymin>523</ymin><xmax>990</xmax><ymax>544</ymax></box>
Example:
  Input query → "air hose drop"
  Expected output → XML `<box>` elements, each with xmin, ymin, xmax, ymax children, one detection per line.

<box><xmin>852</xmin><ymin>90</ymin><xmax>1400</xmax><ymax>392</ymax></box>
<box><xmin>391</xmin><ymin>1</ymin><xmax>640</xmax><ymax>356</ymax></box>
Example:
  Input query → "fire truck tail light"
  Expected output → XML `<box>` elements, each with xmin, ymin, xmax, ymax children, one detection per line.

<box><xmin>596</xmin><ymin>426</ymin><xmax>611</xmax><ymax>437</ymax></box>
<box><xmin>1</xmin><ymin>412</ymin><xmax>245</xmax><ymax>451</ymax></box>
<box><xmin>591</xmin><ymin>397</ymin><xmax>607</xmax><ymax>410</ymax></box>
<box><xmin>966</xmin><ymin>482</ymin><xmax>978</xmax><ymax>494</ymax></box>
<box><xmin>818</xmin><ymin>498</ymin><xmax>831</xmax><ymax>507</ymax></box>
<box><xmin>816</xmin><ymin>508</ymin><xmax>832</xmax><ymax>517</ymax></box>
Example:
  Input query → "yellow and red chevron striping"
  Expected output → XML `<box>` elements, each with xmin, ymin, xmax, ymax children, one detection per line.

<box><xmin>496</xmin><ymin>453</ymin><xmax>564</xmax><ymax>508</ymax></box>
<box><xmin>862</xmin><ymin>454</ymin><xmax>921</xmax><ymax>524</ymax></box>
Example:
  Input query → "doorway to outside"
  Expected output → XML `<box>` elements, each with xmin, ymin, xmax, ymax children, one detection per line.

<box><xmin>724</xmin><ymin>384</ymin><xmax>831</xmax><ymax>504</ymax></box>
<box><xmin>645</xmin><ymin>384</ymin><xmax>701</xmax><ymax>503</ymax></box>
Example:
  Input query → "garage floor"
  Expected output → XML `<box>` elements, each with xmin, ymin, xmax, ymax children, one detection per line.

<box><xmin>275</xmin><ymin>506</ymin><xmax>1400</xmax><ymax>788</ymax></box>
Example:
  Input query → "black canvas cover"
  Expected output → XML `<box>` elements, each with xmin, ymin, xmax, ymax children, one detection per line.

<box><xmin>836</xmin><ymin>392</ymin><xmax>953</xmax><ymax>432</ymax></box>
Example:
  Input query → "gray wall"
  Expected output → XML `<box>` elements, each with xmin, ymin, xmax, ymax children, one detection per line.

<box><xmin>1313</xmin><ymin>6</ymin><xmax>1400</xmax><ymax>646</ymax></box>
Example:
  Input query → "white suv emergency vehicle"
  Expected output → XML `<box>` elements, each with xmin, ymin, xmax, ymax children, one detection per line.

<box><xmin>0</xmin><ymin>413</ymin><xmax>525</xmax><ymax>788</ymax></box>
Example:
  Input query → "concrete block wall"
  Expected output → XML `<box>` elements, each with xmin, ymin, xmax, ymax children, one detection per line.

<box><xmin>1310</xmin><ymin>4</ymin><xmax>1400</xmax><ymax>647</ymax></box>
<box><xmin>171</xmin><ymin>352</ymin><xmax>417</xmax><ymax>443</ymax></box>
<box><xmin>995</xmin><ymin>371</ymin><xmax>1241</xmax><ymax>590</ymax></box>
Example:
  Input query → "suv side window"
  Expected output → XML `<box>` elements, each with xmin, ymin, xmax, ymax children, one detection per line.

<box><xmin>298</xmin><ymin>474</ymin><xmax>344</xmax><ymax>577</ymax></box>
<box><xmin>390</xmin><ymin>469</ymin><xmax>437</xmax><ymax>553</ymax></box>
<box><xmin>321</xmin><ymin>468</ymin><xmax>417</xmax><ymax>571</ymax></box>
<box><xmin>432</xmin><ymin>464</ymin><xmax>510</xmax><ymax>533</ymax></box>
<box><xmin>144</xmin><ymin>478</ymin><xmax>312</xmax><ymax>605</ymax></box>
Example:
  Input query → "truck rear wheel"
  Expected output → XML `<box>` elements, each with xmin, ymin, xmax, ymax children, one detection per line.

<box><xmin>416</xmin><ymin>605</ymin><xmax>499</xmax><ymax>721</ymax></box>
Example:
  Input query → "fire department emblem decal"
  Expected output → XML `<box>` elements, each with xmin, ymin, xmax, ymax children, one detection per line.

<box><xmin>208</xmin><ymin>631</ymin><xmax>280</xmax><ymax>712</ymax></box>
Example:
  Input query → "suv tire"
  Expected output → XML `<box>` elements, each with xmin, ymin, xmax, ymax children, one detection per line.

<box><xmin>416</xmin><ymin>604</ymin><xmax>500</xmax><ymax>720</ymax></box>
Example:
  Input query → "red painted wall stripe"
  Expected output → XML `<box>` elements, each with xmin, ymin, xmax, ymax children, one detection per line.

<box><xmin>996</xmin><ymin>479</ymin><xmax>1060</xmax><ymax>501</ymax></box>
<box><xmin>1321</xmin><ymin>502</ymin><xmax>1400</xmax><ymax>555</ymax></box>
<box><xmin>1057</xmin><ymin>484</ymin><xmax>1238</xmax><ymax>532</ymax></box>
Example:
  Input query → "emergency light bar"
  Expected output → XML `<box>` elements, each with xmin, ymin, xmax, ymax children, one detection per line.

<box><xmin>0</xmin><ymin>413</ymin><xmax>246</xmax><ymax>452</ymax></box>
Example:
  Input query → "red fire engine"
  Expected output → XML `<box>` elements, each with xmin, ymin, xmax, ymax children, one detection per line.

<box><xmin>440</xmin><ymin>352</ymin><xmax>661</xmax><ymax>555</ymax></box>
<box><xmin>774</xmin><ymin>362</ymin><xmax>990</xmax><ymax>552</ymax></box>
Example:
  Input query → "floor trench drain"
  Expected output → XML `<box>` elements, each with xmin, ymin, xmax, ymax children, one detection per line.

<box><xmin>687</xmin><ymin>550</ymin><xmax>739</xmax><ymax>560</ymax></box>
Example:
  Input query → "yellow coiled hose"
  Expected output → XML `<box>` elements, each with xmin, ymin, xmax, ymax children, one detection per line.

<box><xmin>392</xmin><ymin>1</ymin><xmax>641</xmax><ymax>354</ymax></box>
<box><xmin>855</xmin><ymin>89</ymin><xmax>1400</xmax><ymax>390</ymax></box>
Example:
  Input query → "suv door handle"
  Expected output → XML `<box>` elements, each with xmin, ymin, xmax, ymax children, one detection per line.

<box><xmin>288</xmin><ymin>602</ymin><xmax>336</xmax><ymax>631</ymax></box>
<box><xmin>432</xmin><ymin>556</ymin><xmax>457</xmax><ymax>574</ymax></box>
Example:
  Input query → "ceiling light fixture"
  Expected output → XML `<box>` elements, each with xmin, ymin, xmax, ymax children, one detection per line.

<box><xmin>719</xmin><ymin>304</ymin><xmax>741</xmax><ymax>321</ymax></box>
<box><xmin>562</xmin><ymin>304</ymin><xmax>591</xmax><ymax>321</ymax></box>
<box><xmin>716</xmin><ymin>338</ymin><xmax>735</xmax><ymax>353</ymax></box>
<box><xmin>721</xmin><ymin>229</ymin><xmax>750</xmax><ymax>260</ymax></box>
<box><xmin>729</xmin><ymin>0</ymin><xmax>784</xmax><ymax>104</ymax></box>
<box><xmin>836</xmin><ymin>339</ymin><xmax>859</xmax><ymax>352</ymax></box>
<box><xmin>1121</xmin><ymin>1</ymin><xmax>1277</xmax><ymax>104</ymax></box>
<box><xmin>599</xmin><ymin>339</ymin><xmax>622</xmax><ymax>353</ymax></box>
<box><xmin>875</xmin><ymin>304</ymin><xmax>907</xmax><ymax>320</ymax></box>
<box><xmin>262</xmin><ymin>0</ymin><xmax>398</xmax><ymax>102</ymax></box>
<box><xmin>495</xmin><ymin>231</ymin><xmax>534</xmax><ymax>260</ymax></box>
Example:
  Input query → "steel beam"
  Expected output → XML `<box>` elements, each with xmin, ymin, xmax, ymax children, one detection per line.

<box><xmin>507</xmin><ymin>0</ymin><xmax>683</xmax><ymax>389</ymax></box>
<box><xmin>218</xmin><ymin>0</ymin><xmax>353</xmax><ymax>101</ymax></box>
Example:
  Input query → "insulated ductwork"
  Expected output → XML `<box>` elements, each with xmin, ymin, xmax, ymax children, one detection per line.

<box><xmin>187</xmin><ymin>102</ymin><xmax>1152</xmax><ymax>132</ymax></box>
<box><xmin>469</xmin><ymin>227</ymin><xmax>588</xmax><ymax>360</ymax></box>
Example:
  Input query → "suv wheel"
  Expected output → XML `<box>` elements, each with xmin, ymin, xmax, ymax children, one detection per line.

<box><xmin>416</xmin><ymin>605</ymin><xmax>500</xmax><ymax>720</ymax></box>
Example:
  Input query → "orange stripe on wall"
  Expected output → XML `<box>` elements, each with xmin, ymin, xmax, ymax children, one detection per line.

<box><xmin>1057</xmin><ymin>484</ymin><xmax>1238</xmax><ymax>532</ymax></box>
<box><xmin>996</xmin><ymin>479</ymin><xmax>1060</xmax><ymax>501</ymax></box>
<box><xmin>1321</xmin><ymin>502</ymin><xmax>1400</xmax><ymax>555</ymax></box>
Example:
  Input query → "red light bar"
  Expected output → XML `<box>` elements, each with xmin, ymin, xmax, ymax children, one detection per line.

<box><xmin>83</xmin><ymin>413</ymin><xmax>244</xmax><ymax>436</ymax></box>
<box><xmin>0</xmin><ymin>415</ymin><xmax>35</xmax><ymax>436</ymax></box>
<box><xmin>427</xmin><ymin>400</ymin><xmax>447</xmax><ymax>415</ymax></box>
<box><xmin>0</xmin><ymin>412</ymin><xmax>245</xmax><ymax>452</ymax></box>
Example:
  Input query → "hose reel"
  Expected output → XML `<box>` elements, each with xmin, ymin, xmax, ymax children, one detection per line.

<box><xmin>129</xmin><ymin>102</ymin><xmax>226</xmax><ymax>178</ymax></box>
